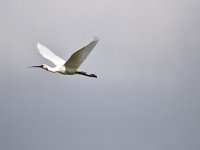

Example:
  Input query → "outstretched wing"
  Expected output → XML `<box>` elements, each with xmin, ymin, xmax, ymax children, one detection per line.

<box><xmin>37</xmin><ymin>43</ymin><xmax>65</xmax><ymax>66</ymax></box>
<box><xmin>64</xmin><ymin>37</ymin><xmax>99</xmax><ymax>69</ymax></box>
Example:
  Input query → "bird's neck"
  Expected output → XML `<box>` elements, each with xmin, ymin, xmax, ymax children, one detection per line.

<box><xmin>46</xmin><ymin>66</ymin><xmax>57</xmax><ymax>73</ymax></box>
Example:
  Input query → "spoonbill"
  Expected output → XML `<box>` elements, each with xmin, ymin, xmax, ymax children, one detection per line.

<box><xmin>29</xmin><ymin>37</ymin><xmax>99</xmax><ymax>78</ymax></box>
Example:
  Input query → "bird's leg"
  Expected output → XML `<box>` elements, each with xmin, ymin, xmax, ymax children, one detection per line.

<box><xmin>89</xmin><ymin>74</ymin><xmax>97</xmax><ymax>78</ymax></box>
<box><xmin>76</xmin><ymin>71</ymin><xmax>97</xmax><ymax>78</ymax></box>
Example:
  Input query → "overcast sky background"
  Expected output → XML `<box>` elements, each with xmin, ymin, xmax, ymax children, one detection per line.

<box><xmin>0</xmin><ymin>0</ymin><xmax>200</xmax><ymax>150</ymax></box>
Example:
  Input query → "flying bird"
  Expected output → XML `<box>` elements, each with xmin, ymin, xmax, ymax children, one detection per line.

<box><xmin>29</xmin><ymin>37</ymin><xmax>99</xmax><ymax>78</ymax></box>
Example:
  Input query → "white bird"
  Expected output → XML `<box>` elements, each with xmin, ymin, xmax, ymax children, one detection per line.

<box><xmin>29</xmin><ymin>37</ymin><xmax>99</xmax><ymax>78</ymax></box>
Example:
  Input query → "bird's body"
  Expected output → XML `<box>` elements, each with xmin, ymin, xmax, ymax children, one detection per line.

<box><xmin>30</xmin><ymin>37</ymin><xmax>99</xmax><ymax>78</ymax></box>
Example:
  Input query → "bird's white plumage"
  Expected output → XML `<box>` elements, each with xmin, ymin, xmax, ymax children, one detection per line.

<box><xmin>37</xmin><ymin>43</ymin><xmax>65</xmax><ymax>66</ymax></box>
<box><xmin>32</xmin><ymin>37</ymin><xmax>99</xmax><ymax>78</ymax></box>
<box><xmin>64</xmin><ymin>37</ymin><xmax>99</xmax><ymax>69</ymax></box>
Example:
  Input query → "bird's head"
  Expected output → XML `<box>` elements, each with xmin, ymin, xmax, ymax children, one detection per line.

<box><xmin>29</xmin><ymin>64</ymin><xmax>48</xmax><ymax>71</ymax></box>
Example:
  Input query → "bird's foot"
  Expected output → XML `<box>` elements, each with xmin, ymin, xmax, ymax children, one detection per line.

<box><xmin>90</xmin><ymin>74</ymin><xmax>97</xmax><ymax>78</ymax></box>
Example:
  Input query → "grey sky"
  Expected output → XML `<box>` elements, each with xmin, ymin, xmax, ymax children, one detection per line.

<box><xmin>0</xmin><ymin>0</ymin><xmax>200</xmax><ymax>150</ymax></box>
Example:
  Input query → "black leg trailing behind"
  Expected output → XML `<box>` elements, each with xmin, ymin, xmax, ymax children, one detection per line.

<box><xmin>76</xmin><ymin>71</ymin><xmax>97</xmax><ymax>78</ymax></box>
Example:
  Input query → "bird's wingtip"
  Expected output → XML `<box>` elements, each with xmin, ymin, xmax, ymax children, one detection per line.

<box><xmin>93</xmin><ymin>36</ymin><xmax>99</xmax><ymax>42</ymax></box>
<box><xmin>37</xmin><ymin>42</ymin><xmax>41</xmax><ymax>46</ymax></box>
<box><xmin>37</xmin><ymin>42</ymin><xmax>44</xmax><ymax>50</ymax></box>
